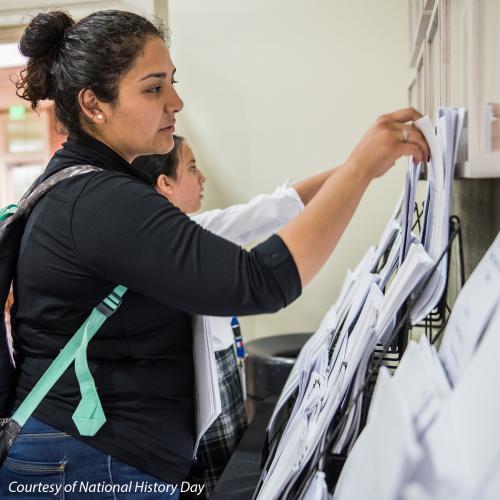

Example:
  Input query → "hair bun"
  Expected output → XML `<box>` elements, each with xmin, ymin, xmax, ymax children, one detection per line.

<box><xmin>19</xmin><ymin>11</ymin><xmax>74</xmax><ymax>59</ymax></box>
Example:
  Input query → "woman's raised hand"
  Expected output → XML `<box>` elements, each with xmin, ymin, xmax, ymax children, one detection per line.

<box><xmin>278</xmin><ymin>107</ymin><xmax>430</xmax><ymax>288</ymax></box>
<box><xmin>346</xmin><ymin>107</ymin><xmax>430</xmax><ymax>181</ymax></box>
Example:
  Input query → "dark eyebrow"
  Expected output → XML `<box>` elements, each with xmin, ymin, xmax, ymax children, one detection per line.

<box><xmin>139</xmin><ymin>69</ymin><xmax>176</xmax><ymax>82</ymax></box>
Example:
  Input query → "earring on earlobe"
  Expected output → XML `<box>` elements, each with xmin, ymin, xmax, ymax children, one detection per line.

<box><xmin>96</xmin><ymin>113</ymin><xmax>104</xmax><ymax>121</ymax></box>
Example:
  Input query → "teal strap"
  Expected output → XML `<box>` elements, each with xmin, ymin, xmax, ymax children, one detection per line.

<box><xmin>72</xmin><ymin>285</ymin><xmax>127</xmax><ymax>435</ymax></box>
<box><xmin>12</xmin><ymin>285</ymin><xmax>128</xmax><ymax>435</ymax></box>
<box><xmin>0</xmin><ymin>204</ymin><xmax>17</xmax><ymax>221</ymax></box>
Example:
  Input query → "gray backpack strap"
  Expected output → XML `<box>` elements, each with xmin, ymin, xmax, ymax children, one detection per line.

<box><xmin>0</xmin><ymin>162</ymin><xmax>126</xmax><ymax>459</ymax></box>
<box><xmin>8</xmin><ymin>165</ymin><xmax>103</xmax><ymax>225</ymax></box>
<box><xmin>0</xmin><ymin>164</ymin><xmax>103</xmax><ymax>416</ymax></box>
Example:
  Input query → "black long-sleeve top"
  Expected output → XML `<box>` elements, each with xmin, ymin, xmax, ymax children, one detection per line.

<box><xmin>11</xmin><ymin>134</ymin><xmax>301</xmax><ymax>483</ymax></box>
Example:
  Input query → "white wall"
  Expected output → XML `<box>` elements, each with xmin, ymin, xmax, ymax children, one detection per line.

<box><xmin>168</xmin><ymin>0</ymin><xmax>412</xmax><ymax>341</ymax></box>
<box><xmin>0</xmin><ymin>0</ymin><xmax>412</xmax><ymax>341</ymax></box>
<box><xmin>0</xmin><ymin>0</ymin><xmax>161</xmax><ymax>26</ymax></box>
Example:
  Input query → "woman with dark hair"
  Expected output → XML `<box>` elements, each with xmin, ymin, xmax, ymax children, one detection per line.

<box><xmin>1</xmin><ymin>8</ymin><xmax>428</xmax><ymax>499</ymax></box>
<box><xmin>138</xmin><ymin>136</ymin><xmax>187</xmax><ymax>187</ymax></box>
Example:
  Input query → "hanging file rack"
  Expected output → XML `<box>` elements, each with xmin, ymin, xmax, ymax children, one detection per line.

<box><xmin>410</xmin><ymin>215</ymin><xmax>466</xmax><ymax>345</ymax></box>
<box><xmin>253</xmin><ymin>214</ymin><xmax>466</xmax><ymax>500</ymax></box>
<box><xmin>292</xmin><ymin>215</ymin><xmax>465</xmax><ymax>500</ymax></box>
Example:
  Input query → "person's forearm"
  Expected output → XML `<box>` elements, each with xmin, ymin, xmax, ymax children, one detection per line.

<box><xmin>292</xmin><ymin>167</ymin><xmax>338</xmax><ymax>205</ymax></box>
<box><xmin>279</xmin><ymin>107</ymin><xmax>429</xmax><ymax>289</ymax></box>
<box><xmin>278</xmin><ymin>161</ymin><xmax>370</xmax><ymax>288</ymax></box>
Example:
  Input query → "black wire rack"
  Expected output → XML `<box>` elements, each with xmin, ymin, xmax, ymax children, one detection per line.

<box><xmin>252</xmin><ymin>214</ymin><xmax>466</xmax><ymax>500</ymax></box>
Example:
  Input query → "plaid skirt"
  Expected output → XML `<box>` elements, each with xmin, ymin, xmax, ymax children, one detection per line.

<box><xmin>184</xmin><ymin>346</ymin><xmax>248</xmax><ymax>498</ymax></box>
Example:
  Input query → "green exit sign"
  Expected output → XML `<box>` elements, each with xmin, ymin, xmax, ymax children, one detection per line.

<box><xmin>9</xmin><ymin>105</ymin><xmax>26</xmax><ymax>120</ymax></box>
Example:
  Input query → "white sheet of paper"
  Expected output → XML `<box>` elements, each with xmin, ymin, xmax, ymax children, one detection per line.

<box><xmin>342</xmin><ymin>272</ymin><xmax>379</xmax><ymax>337</ymax></box>
<box><xmin>379</xmin><ymin>232</ymin><xmax>403</xmax><ymax>290</ymax></box>
<box><xmin>302</xmin><ymin>471</ymin><xmax>330</xmax><ymax>500</ymax></box>
<box><xmin>411</xmin><ymin>109</ymin><xmax>465</xmax><ymax>323</ymax></box>
<box><xmin>333</xmin><ymin>367</ymin><xmax>422</xmax><ymax>500</ymax></box>
<box><xmin>400</xmin><ymin>482</ymin><xmax>437</xmax><ymax>500</ymax></box>
<box><xmin>475</xmin><ymin>450</ymin><xmax>500</xmax><ymax>500</ymax></box>
<box><xmin>343</xmin><ymin>283</ymin><xmax>383</xmax><ymax>386</ymax></box>
<box><xmin>267</xmin><ymin>305</ymin><xmax>336</xmax><ymax>438</ymax></box>
<box><xmin>439</xmin><ymin>232</ymin><xmax>500</xmax><ymax>385</ymax></box>
<box><xmin>400</xmin><ymin>159</ymin><xmax>422</xmax><ymax>265</ymax></box>
<box><xmin>372</xmin><ymin>219</ymin><xmax>401</xmax><ymax>273</ymax></box>
<box><xmin>295</xmin><ymin>285</ymin><xmax>382</xmax><ymax>480</ymax></box>
<box><xmin>260</xmin><ymin>366</ymin><xmax>330</xmax><ymax>500</ymax></box>
<box><xmin>416</xmin><ymin>303</ymin><xmax>500</xmax><ymax>499</ymax></box>
<box><xmin>392</xmin><ymin>336</ymin><xmax>450</xmax><ymax>435</ymax></box>
<box><xmin>192</xmin><ymin>315</ymin><xmax>222</xmax><ymax>455</ymax></box>
<box><xmin>376</xmin><ymin>242</ymin><xmax>434</xmax><ymax>344</ymax></box>
<box><xmin>258</xmin><ymin>412</ymin><xmax>308</xmax><ymax>500</ymax></box>
<box><xmin>332</xmin><ymin>340</ymin><xmax>373</xmax><ymax>454</ymax></box>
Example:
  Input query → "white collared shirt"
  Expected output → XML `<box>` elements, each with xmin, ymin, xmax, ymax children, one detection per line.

<box><xmin>191</xmin><ymin>181</ymin><xmax>304</xmax><ymax>351</ymax></box>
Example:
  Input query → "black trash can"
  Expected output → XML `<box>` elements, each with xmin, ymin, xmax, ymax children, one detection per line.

<box><xmin>245</xmin><ymin>332</ymin><xmax>312</xmax><ymax>421</ymax></box>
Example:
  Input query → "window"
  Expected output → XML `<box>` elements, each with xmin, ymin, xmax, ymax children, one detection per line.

<box><xmin>0</xmin><ymin>108</ymin><xmax>50</xmax><ymax>205</ymax></box>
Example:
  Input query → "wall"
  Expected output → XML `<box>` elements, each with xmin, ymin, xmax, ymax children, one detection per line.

<box><xmin>0</xmin><ymin>0</ymin><xmax>415</xmax><ymax>341</ymax></box>
<box><xmin>447</xmin><ymin>179</ymin><xmax>500</xmax><ymax>306</ymax></box>
<box><xmin>168</xmin><ymin>0</ymin><xmax>412</xmax><ymax>340</ymax></box>
<box><xmin>0</xmin><ymin>0</ymin><xmax>161</xmax><ymax>26</ymax></box>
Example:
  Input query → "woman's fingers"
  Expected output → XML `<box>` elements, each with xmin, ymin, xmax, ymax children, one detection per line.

<box><xmin>380</xmin><ymin>107</ymin><xmax>423</xmax><ymax>123</ymax></box>
<box><xmin>346</xmin><ymin>107</ymin><xmax>430</xmax><ymax>181</ymax></box>
<box><xmin>392</xmin><ymin>122</ymin><xmax>430</xmax><ymax>162</ymax></box>
<box><xmin>398</xmin><ymin>142</ymin><xmax>426</xmax><ymax>163</ymax></box>
<box><xmin>380</xmin><ymin>106</ymin><xmax>430</xmax><ymax>162</ymax></box>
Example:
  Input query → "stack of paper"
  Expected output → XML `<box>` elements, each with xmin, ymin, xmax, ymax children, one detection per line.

<box><xmin>260</xmin><ymin>182</ymin><xmax>425</xmax><ymax>498</ymax></box>
<box><xmin>258</xmin><ymin>112</ymin><xmax>474</xmax><ymax>496</ymax></box>
<box><xmin>407</xmin><ymin>303</ymin><xmax>500</xmax><ymax>499</ymax></box>
<box><xmin>258</xmin><ymin>283</ymin><xmax>384</xmax><ymax>500</ymax></box>
<box><xmin>333</xmin><ymin>335</ymin><xmax>449</xmax><ymax>500</ymax></box>
<box><xmin>438</xmin><ymin>232</ymin><xmax>500</xmax><ymax>386</ymax></box>
<box><xmin>372</xmin><ymin>219</ymin><xmax>402</xmax><ymax>274</ymax></box>
<box><xmin>266</xmin><ymin>244</ymin><xmax>377</xmax><ymax>441</ymax></box>
<box><xmin>399</xmin><ymin>159</ymin><xmax>422</xmax><ymax>265</ymax></box>
<box><xmin>192</xmin><ymin>315</ymin><xmax>222</xmax><ymax>455</ymax></box>
<box><xmin>411</xmin><ymin>109</ymin><xmax>466</xmax><ymax>322</ymax></box>
<box><xmin>302</xmin><ymin>471</ymin><xmax>330</xmax><ymax>500</ymax></box>
<box><xmin>376</xmin><ymin>242</ymin><xmax>434</xmax><ymax>345</ymax></box>
<box><xmin>333</xmin><ymin>367</ymin><xmax>423</xmax><ymax>500</ymax></box>
<box><xmin>334</xmin><ymin>232</ymin><xmax>500</xmax><ymax>500</ymax></box>
<box><xmin>266</xmin><ymin>304</ymin><xmax>336</xmax><ymax>441</ymax></box>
